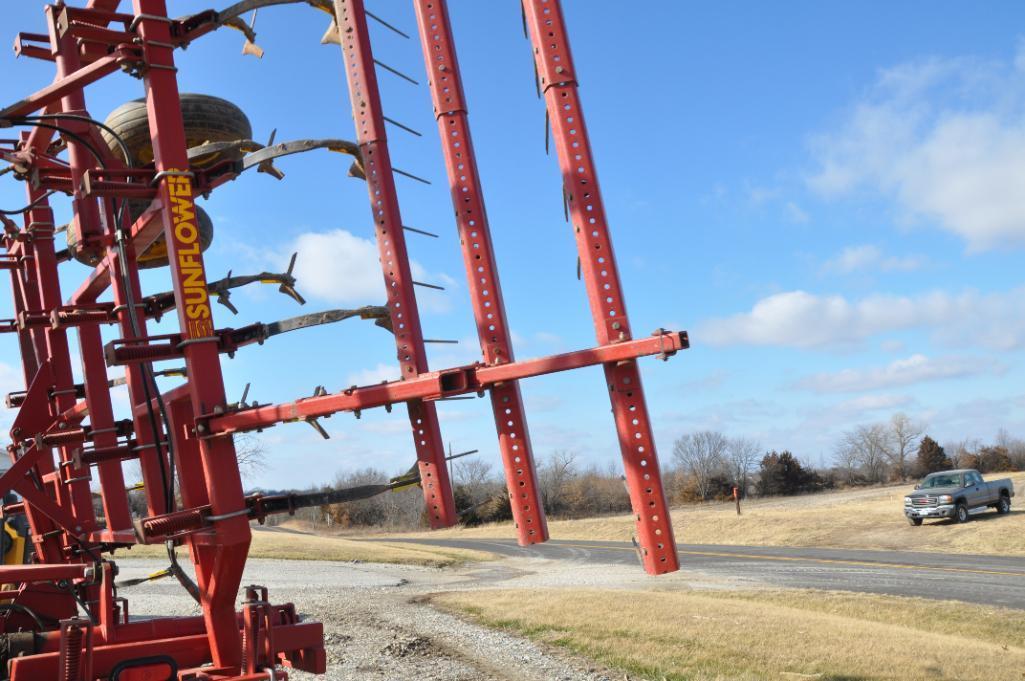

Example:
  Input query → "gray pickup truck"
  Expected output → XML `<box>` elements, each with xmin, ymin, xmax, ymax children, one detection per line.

<box><xmin>904</xmin><ymin>469</ymin><xmax>1014</xmax><ymax>525</ymax></box>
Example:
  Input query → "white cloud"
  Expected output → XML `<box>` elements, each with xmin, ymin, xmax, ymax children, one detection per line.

<box><xmin>748</xmin><ymin>186</ymin><xmax>779</xmax><ymax>204</ymax></box>
<box><xmin>823</xmin><ymin>245</ymin><xmax>879</xmax><ymax>273</ymax></box>
<box><xmin>808</xmin><ymin>45</ymin><xmax>1025</xmax><ymax>250</ymax></box>
<box><xmin>533</xmin><ymin>331</ymin><xmax>563</xmax><ymax>346</ymax></box>
<box><xmin>880</xmin><ymin>339</ymin><xmax>906</xmax><ymax>353</ymax></box>
<box><xmin>291</xmin><ymin>230</ymin><xmax>384</xmax><ymax>304</ymax></box>
<box><xmin>796</xmin><ymin>354</ymin><xmax>1005</xmax><ymax>393</ymax></box>
<box><xmin>289</xmin><ymin>229</ymin><xmax>453</xmax><ymax>312</ymax></box>
<box><xmin>345</xmin><ymin>363</ymin><xmax>400</xmax><ymax>387</ymax></box>
<box><xmin>785</xmin><ymin>201</ymin><xmax>809</xmax><ymax>224</ymax></box>
<box><xmin>698</xmin><ymin>286</ymin><xmax>1025</xmax><ymax>350</ymax></box>
<box><xmin>832</xmin><ymin>393</ymin><xmax>913</xmax><ymax>415</ymax></box>
<box><xmin>821</xmin><ymin>245</ymin><xmax>925</xmax><ymax>274</ymax></box>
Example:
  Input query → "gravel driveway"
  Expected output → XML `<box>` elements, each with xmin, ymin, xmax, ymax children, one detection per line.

<box><xmin>117</xmin><ymin>556</ymin><xmax>695</xmax><ymax>680</ymax></box>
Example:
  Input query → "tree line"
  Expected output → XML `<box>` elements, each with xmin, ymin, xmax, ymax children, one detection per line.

<box><xmin>264</xmin><ymin>414</ymin><xmax>1025</xmax><ymax>529</ymax></box>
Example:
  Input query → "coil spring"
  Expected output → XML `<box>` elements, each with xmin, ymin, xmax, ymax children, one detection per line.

<box><xmin>241</xmin><ymin>621</ymin><xmax>249</xmax><ymax>673</ymax></box>
<box><xmin>141</xmin><ymin>509</ymin><xmax>204</xmax><ymax>537</ymax></box>
<box><xmin>61</xmin><ymin>624</ymin><xmax>83</xmax><ymax>681</ymax></box>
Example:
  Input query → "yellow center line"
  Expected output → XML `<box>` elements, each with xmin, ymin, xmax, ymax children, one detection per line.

<box><xmin>548</xmin><ymin>542</ymin><xmax>1025</xmax><ymax>578</ymax></box>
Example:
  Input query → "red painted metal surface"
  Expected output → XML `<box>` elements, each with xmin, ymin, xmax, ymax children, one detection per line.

<box><xmin>522</xmin><ymin>0</ymin><xmax>680</xmax><ymax>574</ymax></box>
<box><xmin>203</xmin><ymin>331</ymin><xmax>686</xmax><ymax>435</ymax></box>
<box><xmin>331</xmin><ymin>0</ymin><xmax>458</xmax><ymax>529</ymax></box>
<box><xmin>412</xmin><ymin>0</ymin><xmax>548</xmax><ymax>545</ymax></box>
<box><xmin>0</xmin><ymin>1</ymin><xmax>686</xmax><ymax>677</ymax></box>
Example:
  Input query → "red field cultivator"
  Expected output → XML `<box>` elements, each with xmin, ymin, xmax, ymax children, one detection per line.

<box><xmin>0</xmin><ymin>1</ymin><xmax>687</xmax><ymax>678</ymax></box>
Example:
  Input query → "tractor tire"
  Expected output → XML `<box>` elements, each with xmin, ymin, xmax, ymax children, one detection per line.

<box><xmin>66</xmin><ymin>200</ymin><xmax>214</xmax><ymax>269</ymax></box>
<box><xmin>101</xmin><ymin>94</ymin><xmax>252</xmax><ymax>167</ymax></box>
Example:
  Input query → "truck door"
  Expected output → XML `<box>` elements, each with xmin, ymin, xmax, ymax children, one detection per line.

<box><xmin>965</xmin><ymin>471</ymin><xmax>986</xmax><ymax>507</ymax></box>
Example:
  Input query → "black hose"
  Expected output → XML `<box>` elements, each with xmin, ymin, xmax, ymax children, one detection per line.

<box><xmin>17</xmin><ymin>113</ymin><xmax>133</xmax><ymax>167</ymax></box>
<box><xmin>0</xmin><ymin>603</ymin><xmax>46</xmax><ymax>631</ymax></box>
<box><xmin>16</xmin><ymin>116</ymin><xmax>177</xmax><ymax>514</ymax></box>
<box><xmin>7</xmin><ymin>117</ymin><xmax>198</xmax><ymax>600</ymax></box>
<box><xmin>0</xmin><ymin>191</ymin><xmax>57</xmax><ymax>216</ymax></box>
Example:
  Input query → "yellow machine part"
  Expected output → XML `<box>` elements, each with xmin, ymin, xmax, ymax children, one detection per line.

<box><xmin>1</xmin><ymin>521</ymin><xmax>26</xmax><ymax>567</ymax></box>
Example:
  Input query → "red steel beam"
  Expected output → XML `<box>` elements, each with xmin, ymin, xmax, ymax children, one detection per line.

<box><xmin>205</xmin><ymin>332</ymin><xmax>687</xmax><ymax>435</ymax></box>
<box><xmin>76</xmin><ymin>319</ymin><xmax>133</xmax><ymax>532</ymax></box>
<box><xmin>0</xmin><ymin>49</ymin><xmax>132</xmax><ymax>120</ymax></box>
<box><xmin>332</xmin><ymin>0</ymin><xmax>457</xmax><ymax>529</ymax></box>
<box><xmin>413</xmin><ymin>0</ymin><xmax>548</xmax><ymax>544</ymax></box>
<box><xmin>68</xmin><ymin>199</ymin><xmax>164</xmax><ymax>305</ymax></box>
<box><xmin>45</xmin><ymin>13</ymin><xmax>132</xmax><ymax>537</ymax></box>
<box><xmin>4</xmin><ymin>181</ymin><xmax>122</xmax><ymax>566</ymax></box>
<box><xmin>22</xmin><ymin>188</ymin><xmax>98</xmax><ymax>538</ymax></box>
<box><xmin>523</xmin><ymin>0</ymin><xmax>680</xmax><ymax>575</ymax></box>
<box><xmin>132</xmin><ymin>1</ymin><xmax>250</xmax><ymax>669</ymax></box>
<box><xmin>0</xmin><ymin>563</ymin><xmax>90</xmax><ymax>584</ymax></box>
<box><xmin>103</xmin><ymin>206</ymin><xmax>171</xmax><ymax>519</ymax></box>
<box><xmin>50</xmin><ymin>6</ymin><xmax>104</xmax><ymax>249</ymax></box>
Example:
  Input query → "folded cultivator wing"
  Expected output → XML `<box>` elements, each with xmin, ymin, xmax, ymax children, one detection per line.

<box><xmin>0</xmin><ymin>1</ymin><xmax>688</xmax><ymax>679</ymax></box>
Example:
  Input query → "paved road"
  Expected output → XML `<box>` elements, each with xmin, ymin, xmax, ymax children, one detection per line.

<box><xmin>386</xmin><ymin>537</ymin><xmax>1025</xmax><ymax>609</ymax></box>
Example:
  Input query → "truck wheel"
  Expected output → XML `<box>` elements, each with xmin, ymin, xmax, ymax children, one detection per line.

<box><xmin>997</xmin><ymin>495</ymin><xmax>1011</xmax><ymax>514</ymax></box>
<box><xmin>102</xmin><ymin>94</ymin><xmax>252</xmax><ymax>167</ymax></box>
<box><xmin>955</xmin><ymin>502</ymin><xmax>969</xmax><ymax>523</ymax></box>
<box><xmin>66</xmin><ymin>200</ymin><xmax>214</xmax><ymax>268</ymax></box>
<box><xmin>907</xmin><ymin>517</ymin><xmax>923</xmax><ymax>526</ymax></box>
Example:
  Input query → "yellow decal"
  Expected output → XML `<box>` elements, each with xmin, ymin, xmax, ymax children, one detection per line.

<box><xmin>167</xmin><ymin>172</ymin><xmax>213</xmax><ymax>338</ymax></box>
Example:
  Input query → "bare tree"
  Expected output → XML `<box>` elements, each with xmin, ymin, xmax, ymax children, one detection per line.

<box><xmin>834</xmin><ymin>440</ymin><xmax>862</xmax><ymax>485</ymax></box>
<box><xmin>885</xmin><ymin>413</ymin><xmax>923</xmax><ymax>481</ymax></box>
<box><xmin>997</xmin><ymin>429</ymin><xmax>1025</xmax><ymax>470</ymax></box>
<box><xmin>454</xmin><ymin>458</ymin><xmax>495</xmax><ymax>507</ymax></box>
<box><xmin>942</xmin><ymin>441</ymin><xmax>962</xmax><ymax>468</ymax></box>
<box><xmin>672</xmin><ymin>431</ymin><xmax>728</xmax><ymax>500</ymax></box>
<box><xmin>234</xmin><ymin>433</ymin><xmax>267</xmax><ymax>482</ymax></box>
<box><xmin>948</xmin><ymin>438</ymin><xmax>980</xmax><ymax>469</ymax></box>
<box><xmin>725</xmin><ymin>437</ymin><xmax>760</xmax><ymax>496</ymax></box>
<box><xmin>537</xmin><ymin>450</ymin><xmax>577</xmax><ymax>512</ymax></box>
<box><xmin>837</xmin><ymin>424</ymin><xmax>889</xmax><ymax>484</ymax></box>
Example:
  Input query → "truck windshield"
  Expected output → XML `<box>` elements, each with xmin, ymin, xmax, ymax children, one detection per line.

<box><xmin>921</xmin><ymin>474</ymin><xmax>961</xmax><ymax>488</ymax></box>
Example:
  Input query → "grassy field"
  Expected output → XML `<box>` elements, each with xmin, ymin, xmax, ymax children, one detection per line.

<box><xmin>117</xmin><ymin>528</ymin><xmax>492</xmax><ymax>567</ymax></box>
<box><xmin>397</xmin><ymin>472</ymin><xmax>1025</xmax><ymax>556</ymax></box>
<box><xmin>435</xmin><ymin>588</ymin><xmax>1025</xmax><ymax>681</ymax></box>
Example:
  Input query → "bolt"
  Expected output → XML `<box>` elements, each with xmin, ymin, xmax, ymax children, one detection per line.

<box><xmin>611</xmin><ymin>322</ymin><xmax>621</xmax><ymax>330</ymax></box>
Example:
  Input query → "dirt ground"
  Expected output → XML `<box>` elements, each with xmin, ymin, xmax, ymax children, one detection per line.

<box><xmin>118</xmin><ymin>554</ymin><xmax>735</xmax><ymax>681</ymax></box>
<box><xmin>118</xmin><ymin>549</ymin><xmax>1025</xmax><ymax>681</ymax></box>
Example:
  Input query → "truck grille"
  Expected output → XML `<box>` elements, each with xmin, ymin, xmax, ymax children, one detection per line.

<box><xmin>912</xmin><ymin>496</ymin><xmax>937</xmax><ymax>507</ymax></box>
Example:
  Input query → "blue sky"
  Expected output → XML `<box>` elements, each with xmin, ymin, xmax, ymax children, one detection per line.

<box><xmin>2</xmin><ymin>2</ymin><xmax>1025</xmax><ymax>488</ymax></box>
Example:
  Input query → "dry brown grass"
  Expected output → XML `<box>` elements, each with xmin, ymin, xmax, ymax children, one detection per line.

<box><xmin>435</xmin><ymin>588</ymin><xmax>1025</xmax><ymax>680</ymax></box>
<box><xmin>396</xmin><ymin>472</ymin><xmax>1025</xmax><ymax>555</ymax></box>
<box><xmin>117</xmin><ymin>528</ymin><xmax>492</xmax><ymax>567</ymax></box>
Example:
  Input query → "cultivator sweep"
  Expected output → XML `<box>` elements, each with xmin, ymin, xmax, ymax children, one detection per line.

<box><xmin>0</xmin><ymin>1</ymin><xmax>687</xmax><ymax>679</ymax></box>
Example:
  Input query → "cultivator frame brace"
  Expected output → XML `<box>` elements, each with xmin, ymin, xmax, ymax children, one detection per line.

<box><xmin>0</xmin><ymin>0</ymin><xmax>685</xmax><ymax>679</ymax></box>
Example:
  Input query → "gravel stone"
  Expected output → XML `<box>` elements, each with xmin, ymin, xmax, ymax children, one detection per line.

<box><xmin>116</xmin><ymin>556</ymin><xmax>687</xmax><ymax>680</ymax></box>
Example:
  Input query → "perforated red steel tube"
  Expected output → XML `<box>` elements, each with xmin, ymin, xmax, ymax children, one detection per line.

<box><xmin>332</xmin><ymin>0</ymin><xmax>458</xmax><ymax>527</ymax></box>
<box><xmin>523</xmin><ymin>0</ymin><xmax>679</xmax><ymax>574</ymax></box>
<box><xmin>412</xmin><ymin>0</ymin><xmax>548</xmax><ymax>544</ymax></box>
